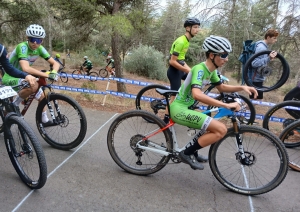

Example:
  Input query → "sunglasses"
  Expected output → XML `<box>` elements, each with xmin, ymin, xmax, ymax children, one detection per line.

<box><xmin>28</xmin><ymin>37</ymin><xmax>43</xmax><ymax>44</ymax></box>
<box><xmin>213</xmin><ymin>53</ymin><xmax>229</xmax><ymax>59</ymax></box>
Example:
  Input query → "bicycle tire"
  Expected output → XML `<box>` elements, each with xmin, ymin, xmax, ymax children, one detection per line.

<box><xmin>279</xmin><ymin>119</ymin><xmax>300</xmax><ymax>172</ymax></box>
<box><xmin>209</xmin><ymin>125</ymin><xmax>288</xmax><ymax>195</ymax></box>
<box><xmin>60</xmin><ymin>71</ymin><xmax>68</xmax><ymax>83</ymax></box>
<box><xmin>35</xmin><ymin>93</ymin><xmax>87</xmax><ymax>150</ymax></box>
<box><xmin>243</xmin><ymin>50</ymin><xmax>290</xmax><ymax>92</ymax></box>
<box><xmin>262</xmin><ymin>100</ymin><xmax>300</xmax><ymax>137</ymax></box>
<box><xmin>72</xmin><ymin>69</ymin><xmax>83</xmax><ymax>80</ymax></box>
<box><xmin>135</xmin><ymin>84</ymin><xmax>170</xmax><ymax>123</ymax></box>
<box><xmin>207</xmin><ymin>94</ymin><xmax>256</xmax><ymax>125</ymax></box>
<box><xmin>99</xmin><ymin>68</ymin><xmax>108</xmax><ymax>78</ymax></box>
<box><xmin>107</xmin><ymin>110</ymin><xmax>173</xmax><ymax>175</ymax></box>
<box><xmin>88</xmin><ymin>71</ymin><xmax>99</xmax><ymax>82</ymax></box>
<box><xmin>4</xmin><ymin>115</ymin><xmax>47</xmax><ymax>189</ymax></box>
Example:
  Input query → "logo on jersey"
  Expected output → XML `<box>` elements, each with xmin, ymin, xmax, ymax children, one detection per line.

<box><xmin>21</xmin><ymin>46</ymin><xmax>27</xmax><ymax>54</ymax></box>
<box><xmin>197</xmin><ymin>70</ymin><xmax>204</xmax><ymax>80</ymax></box>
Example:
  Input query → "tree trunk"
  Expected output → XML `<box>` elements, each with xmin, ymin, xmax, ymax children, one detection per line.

<box><xmin>112</xmin><ymin>0</ymin><xmax>127</xmax><ymax>93</ymax></box>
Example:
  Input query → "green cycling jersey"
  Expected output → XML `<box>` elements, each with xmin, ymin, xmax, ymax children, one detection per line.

<box><xmin>169</xmin><ymin>35</ymin><xmax>190</xmax><ymax>61</ymax></box>
<box><xmin>173</xmin><ymin>62</ymin><xmax>220</xmax><ymax>106</ymax></box>
<box><xmin>3</xmin><ymin>41</ymin><xmax>50</xmax><ymax>86</ymax></box>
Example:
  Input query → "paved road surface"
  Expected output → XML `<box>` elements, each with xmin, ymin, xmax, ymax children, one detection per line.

<box><xmin>0</xmin><ymin>103</ymin><xmax>299</xmax><ymax>212</ymax></box>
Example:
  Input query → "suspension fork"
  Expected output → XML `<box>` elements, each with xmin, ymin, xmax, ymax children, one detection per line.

<box><xmin>42</xmin><ymin>86</ymin><xmax>61</xmax><ymax>124</ymax></box>
<box><xmin>232</xmin><ymin>116</ymin><xmax>246</xmax><ymax>160</ymax></box>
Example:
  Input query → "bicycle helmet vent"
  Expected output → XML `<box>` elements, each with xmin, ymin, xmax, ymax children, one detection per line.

<box><xmin>26</xmin><ymin>24</ymin><xmax>46</xmax><ymax>38</ymax></box>
<box><xmin>202</xmin><ymin>35</ymin><xmax>232</xmax><ymax>53</ymax></box>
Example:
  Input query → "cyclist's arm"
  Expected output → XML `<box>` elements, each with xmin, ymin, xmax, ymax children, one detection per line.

<box><xmin>251</xmin><ymin>43</ymin><xmax>270</xmax><ymax>68</ymax></box>
<box><xmin>216</xmin><ymin>84</ymin><xmax>258</xmax><ymax>98</ymax></box>
<box><xmin>0</xmin><ymin>45</ymin><xmax>28</xmax><ymax>79</ymax></box>
<box><xmin>19</xmin><ymin>60</ymin><xmax>49</xmax><ymax>78</ymax></box>
<box><xmin>169</xmin><ymin>54</ymin><xmax>190</xmax><ymax>74</ymax></box>
<box><xmin>48</xmin><ymin>57</ymin><xmax>60</xmax><ymax>71</ymax></box>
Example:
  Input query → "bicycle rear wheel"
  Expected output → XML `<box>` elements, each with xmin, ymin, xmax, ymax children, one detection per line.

<box><xmin>72</xmin><ymin>69</ymin><xmax>83</xmax><ymax>80</ymax></box>
<box><xmin>135</xmin><ymin>84</ymin><xmax>170</xmax><ymax>123</ymax></box>
<box><xmin>279</xmin><ymin>119</ymin><xmax>300</xmax><ymax>172</ymax></box>
<box><xmin>5</xmin><ymin>115</ymin><xmax>47</xmax><ymax>189</ymax></box>
<box><xmin>87</xmin><ymin>71</ymin><xmax>98</xmax><ymax>82</ymax></box>
<box><xmin>262</xmin><ymin>100</ymin><xmax>300</xmax><ymax>137</ymax></box>
<box><xmin>107</xmin><ymin>110</ymin><xmax>173</xmax><ymax>175</ymax></box>
<box><xmin>60</xmin><ymin>71</ymin><xmax>68</xmax><ymax>83</ymax></box>
<box><xmin>35</xmin><ymin>93</ymin><xmax>87</xmax><ymax>150</ymax></box>
<box><xmin>243</xmin><ymin>50</ymin><xmax>290</xmax><ymax>92</ymax></box>
<box><xmin>209</xmin><ymin>125</ymin><xmax>288</xmax><ymax>195</ymax></box>
<box><xmin>99</xmin><ymin>68</ymin><xmax>108</xmax><ymax>78</ymax></box>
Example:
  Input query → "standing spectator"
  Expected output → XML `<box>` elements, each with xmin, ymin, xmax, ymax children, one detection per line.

<box><xmin>249</xmin><ymin>29</ymin><xmax>279</xmax><ymax>100</ymax></box>
<box><xmin>164</xmin><ymin>17</ymin><xmax>201</xmax><ymax>124</ymax></box>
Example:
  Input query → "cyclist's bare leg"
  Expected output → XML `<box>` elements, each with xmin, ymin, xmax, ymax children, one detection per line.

<box><xmin>37</xmin><ymin>92</ymin><xmax>52</xmax><ymax>125</ymax></box>
<box><xmin>197</xmin><ymin>119</ymin><xmax>227</xmax><ymax>147</ymax></box>
<box><xmin>18</xmin><ymin>83</ymin><xmax>39</xmax><ymax>99</ymax></box>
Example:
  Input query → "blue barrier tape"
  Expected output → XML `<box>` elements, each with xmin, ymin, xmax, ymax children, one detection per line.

<box><xmin>52</xmin><ymin>76</ymin><xmax>298</xmax><ymax>123</ymax></box>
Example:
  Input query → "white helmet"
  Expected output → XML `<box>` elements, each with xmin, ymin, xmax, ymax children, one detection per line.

<box><xmin>84</xmin><ymin>56</ymin><xmax>88</xmax><ymax>59</ymax></box>
<box><xmin>26</xmin><ymin>24</ymin><xmax>46</xmax><ymax>38</ymax></box>
<box><xmin>202</xmin><ymin>35</ymin><xmax>232</xmax><ymax>53</ymax></box>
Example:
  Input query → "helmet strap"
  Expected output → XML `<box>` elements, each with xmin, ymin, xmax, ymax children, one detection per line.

<box><xmin>210</xmin><ymin>55</ymin><xmax>219</xmax><ymax>69</ymax></box>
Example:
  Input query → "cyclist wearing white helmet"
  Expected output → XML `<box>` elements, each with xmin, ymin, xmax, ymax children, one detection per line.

<box><xmin>2</xmin><ymin>24</ymin><xmax>60</xmax><ymax>127</ymax></box>
<box><xmin>82</xmin><ymin>56</ymin><xmax>93</xmax><ymax>74</ymax></box>
<box><xmin>106</xmin><ymin>54</ymin><xmax>115</xmax><ymax>75</ymax></box>
<box><xmin>169</xmin><ymin>35</ymin><xmax>257</xmax><ymax>170</ymax></box>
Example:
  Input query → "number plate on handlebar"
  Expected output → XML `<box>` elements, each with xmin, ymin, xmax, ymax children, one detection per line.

<box><xmin>0</xmin><ymin>86</ymin><xmax>17</xmax><ymax>99</ymax></box>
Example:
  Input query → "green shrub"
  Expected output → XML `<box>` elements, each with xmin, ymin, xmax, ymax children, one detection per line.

<box><xmin>81</xmin><ymin>81</ymin><xmax>96</xmax><ymax>101</ymax></box>
<box><xmin>124</xmin><ymin>45</ymin><xmax>167</xmax><ymax>81</ymax></box>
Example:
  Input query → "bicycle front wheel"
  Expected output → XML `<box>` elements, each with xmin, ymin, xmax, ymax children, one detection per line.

<box><xmin>5</xmin><ymin>115</ymin><xmax>47</xmax><ymax>189</ymax></box>
<box><xmin>72</xmin><ymin>69</ymin><xmax>83</xmax><ymax>80</ymax></box>
<box><xmin>279</xmin><ymin>119</ymin><xmax>300</xmax><ymax>172</ymax></box>
<box><xmin>88</xmin><ymin>71</ymin><xmax>98</xmax><ymax>82</ymax></box>
<box><xmin>60</xmin><ymin>71</ymin><xmax>68</xmax><ymax>83</ymax></box>
<box><xmin>135</xmin><ymin>84</ymin><xmax>170</xmax><ymax>123</ymax></box>
<box><xmin>107</xmin><ymin>110</ymin><xmax>173</xmax><ymax>175</ymax></box>
<box><xmin>243</xmin><ymin>50</ymin><xmax>290</xmax><ymax>92</ymax></box>
<box><xmin>99</xmin><ymin>68</ymin><xmax>108</xmax><ymax>78</ymax></box>
<box><xmin>209</xmin><ymin>125</ymin><xmax>288</xmax><ymax>195</ymax></box>
<box><xmin>36</xmin><ymin>93</ymin><xmax>87</xmax><ymax>150</ymax></box>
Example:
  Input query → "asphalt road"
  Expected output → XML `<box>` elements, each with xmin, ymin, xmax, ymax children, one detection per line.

<box><xmin>0</xmin><ymin>102</ymin><xmax>299</xmax><ymax>212</ymax></box>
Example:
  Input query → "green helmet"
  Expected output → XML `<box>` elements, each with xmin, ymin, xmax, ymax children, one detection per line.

<box><xmin>56</xmin><ymin>53</ymin><xmax>60</xmax><ymax>58</ymax></box>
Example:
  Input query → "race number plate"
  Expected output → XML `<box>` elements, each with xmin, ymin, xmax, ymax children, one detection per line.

<box><xmin>0</xmin><ymin>86</ymin><xmax>17</xmax><ymax>99</ymax></box>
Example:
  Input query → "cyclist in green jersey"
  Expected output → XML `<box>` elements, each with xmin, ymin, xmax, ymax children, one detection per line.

<box><xmin>82</xmin><ymin>56</ymin><xmax>93</xmax><ymax>74</ymax></box>
<box><xmin>164</xmin><ymin>18</ymin><xmax>200</xmax><ymax>123</ymax></box>
<box><xmin>170</xmin><ymin>35</ymin><xmax>258</xmax><ymax>170</ymax></box>
<box><xmin>2</xmin><ymin>24</ymin><xmax>59</xmax><ymax>127</ymax></box>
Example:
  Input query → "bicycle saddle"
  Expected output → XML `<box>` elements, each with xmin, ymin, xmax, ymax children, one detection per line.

<box><xmin>155</xmin><ymin>88</ymin><xmax>178</xmax><ymax>97</ymax></box>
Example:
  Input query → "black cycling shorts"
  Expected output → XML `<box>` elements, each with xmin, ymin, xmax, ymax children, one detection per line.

<box><xmin>167</xmin><ymin>65</ymin><xmax>187</xmax><ymax>94</ymax></box>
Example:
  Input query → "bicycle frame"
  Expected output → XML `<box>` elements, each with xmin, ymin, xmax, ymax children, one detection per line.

<box><xmin>135</xmin><ymin>106</ymin><xmax>247</xmax><ymax>161</ymax></box>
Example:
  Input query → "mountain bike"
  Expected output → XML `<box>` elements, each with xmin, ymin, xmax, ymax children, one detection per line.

<box><xmin>107</xmin><ymin>89</ymin><xmax>288</xmax><ymax>195</ymax></box>
<box><xmin>99</xmin><ymin>66</ymin><xmax>115</xmax><ymax>78</ymax></box>
<box><xmin>243</xmin><ymin>50</ymin><xmax>290</xmax><ymax>92</ymax></box>
<box><xmin>0</xmin><ymin>83</ymin><xmax>47</xmax><ymax>189</ymax></box>
<box><xmin>72</xmin><ymin>65</ymin><xmax>99</xmax><ymax>81</ymax></box>
<box><xmin>1</xmin><ymin>76</ymin><xmax>88</xmax><ymax>150</ymax></box>
<box><xmin>135</xmin><ymin>74</ymin><xmax>256</xmax><ymax>125</ymax></box>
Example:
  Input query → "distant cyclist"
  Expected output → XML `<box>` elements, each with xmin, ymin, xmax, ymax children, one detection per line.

<box><xmin>2</xmin><ymin>24</ymin><xmax>59</xmax><ymax>127</ymax></box>
<box><xmin>106</xmin><ymin>54</ymin><xmax>115</xmax><ymax>76</ymax></box>
<box><xmin>82</xmin><ymin>56</ymin><xmax>93</xmax><ymax>74</ymax></box>
<box><xmin>50</xmin><ymin>53</ymin><xmax>64</xmax><ymax>71</ymax></box>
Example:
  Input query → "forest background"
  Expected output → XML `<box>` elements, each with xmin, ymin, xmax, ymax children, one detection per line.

<box><xmin>0</xmin><ymin>0</ymin><xmax>299</xmax><ymax>94</ymax></box>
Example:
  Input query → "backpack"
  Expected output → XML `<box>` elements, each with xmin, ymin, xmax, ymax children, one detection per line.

<box><xmin>238</xmin><ymin>40</ymin><xmax>264</xmax><ymax>84</ymax></box>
